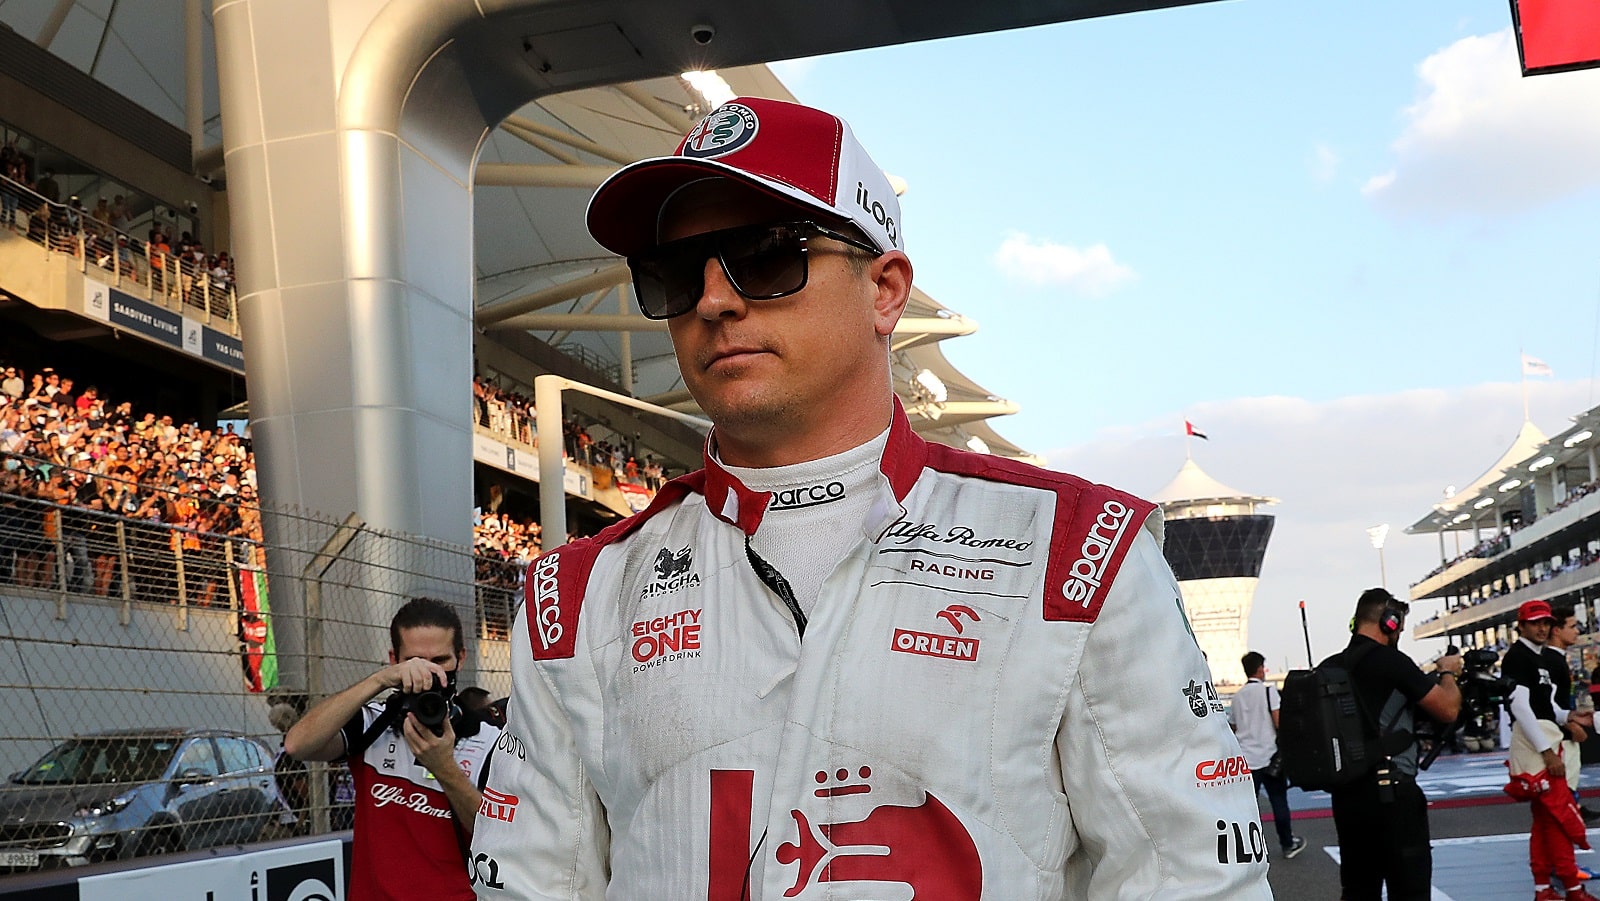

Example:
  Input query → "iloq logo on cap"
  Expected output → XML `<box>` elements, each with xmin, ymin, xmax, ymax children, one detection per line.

<box><xmin>681</xmin><ymin>104</ymin><xmax>759</xmax><ymax>158</ymax></box>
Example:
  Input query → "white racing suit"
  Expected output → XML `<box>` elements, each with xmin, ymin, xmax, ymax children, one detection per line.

<box><xmin>472</xmin><ymin>409</ymin><xmax>1271</xmax><ymax>899</ymax></box>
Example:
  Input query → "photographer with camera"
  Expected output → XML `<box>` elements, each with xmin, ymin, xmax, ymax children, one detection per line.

<box><xmin>1504</xmin><ymin>600</ymin><xmax>1597</xmax><ymax>901</ymax></box>
<box><xmin>285</xmin><ymin>596</ymin><xmax>499</xmax><ymax>901</ymax></box>
<box><xmin>1332</xmin><ymin>588</ymin><xmax>1462</xmax><ymax>901</ymax></box>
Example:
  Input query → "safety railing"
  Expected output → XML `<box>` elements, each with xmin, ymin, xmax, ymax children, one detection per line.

<box><xmin>0</xmin><ymin>175</ymin><xmax>238</xmax><ymax>332</ymax></box>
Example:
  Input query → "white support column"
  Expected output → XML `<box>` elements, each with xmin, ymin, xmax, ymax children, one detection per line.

<box><xmin>185</xmin><ymin>0</ymin><xmax>205</xmax><ymax>163</ymax></box>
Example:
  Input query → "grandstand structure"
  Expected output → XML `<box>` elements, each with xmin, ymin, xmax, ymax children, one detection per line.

<box><xmin>0</xmin><ymin>0</ymin><xmax>1232</xmax><ymax>874</ymax></box>
<box><xmin>1409</xmin><ymin>410</ymin><xmax>1600</xmax><ymax>654</ymax></box>
<box><xmin>1152</xmin><ymin>457</ymin><xmax>1278</xmax><ymax>683</ymax></box>
<box><xmin>0</xmin><ymin>3</ymin><xmax>1049</xmax><ymax>770</ymax></box>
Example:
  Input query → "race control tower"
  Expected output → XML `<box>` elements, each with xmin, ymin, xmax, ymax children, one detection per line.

<box><xmin>1153</xmin><ymin>459</ymin><xmax>1278</xmax><ymax>684</ymax></box>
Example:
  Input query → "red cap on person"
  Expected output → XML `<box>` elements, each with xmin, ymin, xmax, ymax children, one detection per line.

<box><xmin>586</xmin><ymin>97</ymin><xmax>903</xmax><ymax>258</ymax></box>
<box><xmin>1518</xmin><ymin>599</ymin><xmax>1555</xmax><ymax>623</ymax></box>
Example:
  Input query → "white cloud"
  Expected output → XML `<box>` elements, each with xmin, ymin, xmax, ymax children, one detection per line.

<box><xmin>1310</xmin><ymin>143</ymin><xmax>1340</xmax><ymax>183</ymax></box>
<box><xmin>1045</xmin><ymin>379</ymin><xmax>1599</xmax><ymax>669</ymax></box>
<box><xmin>991</xmin><ymin>231</ymin><xmax>1135</xmax><ymax>296</ymax></box>
<box><xmin>1364</xmin><ymin>28</ymin><xmax>1600</xmax><ymax>216</ymax></box>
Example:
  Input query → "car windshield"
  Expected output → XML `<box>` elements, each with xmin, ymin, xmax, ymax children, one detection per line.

<box><xmin>13</xmin><ymin>736</ymin><xmax>179</xmax><ymax>785</ymax></box>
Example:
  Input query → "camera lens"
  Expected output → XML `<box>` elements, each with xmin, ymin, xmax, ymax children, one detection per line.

<box><xmin>409</xmin><ymin>691</ymin><xmax>449</xmax><ymax>735</ymax></box>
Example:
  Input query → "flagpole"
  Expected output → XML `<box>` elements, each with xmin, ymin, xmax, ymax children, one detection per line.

<box><xmin>1521</xmin><ymin>348</ymin><xmax>1530</xmax><ymax>422</ymax></box>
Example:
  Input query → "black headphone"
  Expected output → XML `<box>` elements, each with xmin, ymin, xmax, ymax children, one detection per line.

<box><xmin>1378</xmin><ymin>597</ymin><xmax>1407</xmax><ymax>635</ymax></box>
<box><xmin>1349</xmin><ymin>588</ymin><xmax>1409</xmax><ymax>635</ymax></box>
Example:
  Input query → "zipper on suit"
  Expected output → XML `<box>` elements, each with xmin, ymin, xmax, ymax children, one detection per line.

<box><xmin>744</xmin><ymin>535</ymin><xmax>806</xmax><ymax>638</ymax></box>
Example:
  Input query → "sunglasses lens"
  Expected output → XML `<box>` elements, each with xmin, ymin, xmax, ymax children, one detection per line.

<box><xmin>630</xmin><ymin>235</ymin><xmax>710</xmax><ymax>320</ymax></box>
<box><xmin>629</xmin><ymin>224</ymin><xmax>811</xmax><ymax>319</ymax></box>
<box><xmin>720</xmin><ymin>224</ymin><xmax>807</xmax><ymax>299</ymax></box>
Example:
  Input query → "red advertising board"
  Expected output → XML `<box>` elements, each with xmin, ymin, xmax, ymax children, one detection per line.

<box><xmin>1511</xmin><ymin>0</ymin><xmax>1600</xmax><ymax>75</ymax></box>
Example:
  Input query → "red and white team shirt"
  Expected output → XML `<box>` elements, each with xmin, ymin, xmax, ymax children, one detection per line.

<box><xmin>342</xmin><ymin>701</ymin><xmax>499</xmax><ymax>901</ymax></box>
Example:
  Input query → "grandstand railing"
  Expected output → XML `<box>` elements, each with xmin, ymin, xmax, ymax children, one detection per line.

<box><xmin>0</xmin><ymin>175</ymin><xmax>238</xmax><ymax>333</ymax></box>
<box><xmin>0</xmin><ymin>479</ymin><xmax>520</xmax><ymax>871</ymax></box>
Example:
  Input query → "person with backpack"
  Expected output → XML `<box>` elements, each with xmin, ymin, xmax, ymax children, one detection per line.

<box><xmin>1330</xmin><ymin>588</ymin><xmax>1463</xmax><ymax>901</ymax></box>
<box><xmin>1505</xmin><ymin>599</ymin><xmax>1598</xmax><ymax>901</ymax></box>
<box><xmin>1229</xmin><ymin>651</ymin><xmax>1307</xmax><ymax>859</ymax></box>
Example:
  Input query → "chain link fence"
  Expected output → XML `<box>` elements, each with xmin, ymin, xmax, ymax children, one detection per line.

<box><xmin>0</xmin><ymin>470</ymin><xmax>518</xmax><ymax>874</ymax></box>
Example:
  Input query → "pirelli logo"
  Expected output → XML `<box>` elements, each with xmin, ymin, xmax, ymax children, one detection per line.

<box><xmin>1045</xmin><ymin>491</ymin><xmax>1153</xmax><ymax>623</ymax></box>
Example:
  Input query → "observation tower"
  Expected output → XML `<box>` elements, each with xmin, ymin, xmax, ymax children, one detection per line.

<box><xmin>1153</xmin><ymin>459</ymin><xmax>1278</xmax><ymax>684</ymax></box>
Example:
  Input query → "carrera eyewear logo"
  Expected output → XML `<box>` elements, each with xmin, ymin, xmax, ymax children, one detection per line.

<box><xmin>890</xmin><ymin>605</ymin><xmax>982</xmax><ymax>663</ymax></box>
<box><xmin>642</xmin><ymin>547</ymin><xmax>701</xmax><ymax>600</ymax></box>
<box><xmin>1195</xmin><ymin>755</ymin><xmax>1252</xmax><ymax>788</ymax></box>
<box><xmin>532</xmin><ymin>553</ymin><xmax>562</xmax><ymax>649</ymax></box>
<box><xmin>1061</xmin><ymin>499</ymin><xmax>1134</xmax><ymax>608</ymax></box>
<box><xmin>1182</xmin><ymin>679</ymin><xmax>1226</xmax><ymax>718</ymax></box>
<box><xmin>769</xmin><ymin>481</ymin><xmax>846</xmax><ymax>510</ymax></box>
<box><xmin>479</xmin><ymin>786</ymin><xmax>519</xmax><ymax>823</ymax></box>
<box><xmin>682</xmin><ymin>103</ymin><xmax>759</xmax><ymax>158</ymax></box>
<box><xmin>631</xmin><ymin>607</ymin><xmax>703</xmax><ymax>671</ymax></box>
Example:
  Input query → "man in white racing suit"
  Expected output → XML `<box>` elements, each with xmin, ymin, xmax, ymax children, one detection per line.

<box><xmin>470</xmin><ymin>96</ymin><xmax>1271</xmax><ymax>900</ymax></box>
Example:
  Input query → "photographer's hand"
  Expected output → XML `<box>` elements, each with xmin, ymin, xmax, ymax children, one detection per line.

<box><xmin>378</xmin><ymin>657</ymin><xmax>448</xmax><ymax>694</ymax></box>
<box><xmin>403</xmin><ymin>714</ymin><xmax>483</xmax><ymax>834</ymax></box>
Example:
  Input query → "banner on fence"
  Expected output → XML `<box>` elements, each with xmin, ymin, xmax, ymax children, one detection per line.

<box><xmin>238</xmin><ymin>566</ymin><xmax>278</xmax><ymax>693</ymax></box>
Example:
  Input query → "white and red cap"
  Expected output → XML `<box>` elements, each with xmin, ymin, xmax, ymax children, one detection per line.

<box><xmin>586</xmin><ymin>96</ymin><xmax>903</xmax><ymax>258</ymax></box>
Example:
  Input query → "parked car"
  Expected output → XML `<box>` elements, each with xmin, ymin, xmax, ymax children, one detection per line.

<box><xmin>0</xmin><ymin>728</ymin><xmax>284</xmax><ymax>871</ymax></box>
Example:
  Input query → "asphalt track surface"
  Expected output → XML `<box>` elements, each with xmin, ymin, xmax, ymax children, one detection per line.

<box><xmin>1264</xmin><ymin>752</ymin><xmax>1600</xmax><ymax>900</ymax></box>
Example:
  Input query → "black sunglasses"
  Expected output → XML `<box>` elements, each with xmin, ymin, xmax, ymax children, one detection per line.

<box><xmin>627</xmin><ymin>221</ymin><xmax>881</xmax><ymax>320</ymax></box>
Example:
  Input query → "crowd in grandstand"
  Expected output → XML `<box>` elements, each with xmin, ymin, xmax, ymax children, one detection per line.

<box><xmin>1</xmin><ymin>142</ymin><xmax>235</xmax><ymax>319</ymax></box>
<box><xmin>474</xmin><ymin>374</ymin><xmax>668</xmax><ymax>491</ymax></box>
<box><xmin>1</xmin><ymin>361</ymin><xmax>678</xmax><ymax>607</ymax></box>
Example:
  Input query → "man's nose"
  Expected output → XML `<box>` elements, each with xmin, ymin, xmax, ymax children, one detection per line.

<box><xmin>692</xmin><ymin>254</ymin><xmax>747</xmax><ymax>319</ymax></box>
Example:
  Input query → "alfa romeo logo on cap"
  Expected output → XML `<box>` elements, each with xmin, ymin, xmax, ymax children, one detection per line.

<box><xmin>681</xmin><ymin>103</ymin><xmax>759</xmax><ymax>158</ymax></box>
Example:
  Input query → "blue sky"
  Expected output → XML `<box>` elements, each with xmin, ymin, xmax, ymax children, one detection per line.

<box><xmin>771</xmin><ymin>0</ymin><xmax>1600</xmax><ymax>666</ymax></box>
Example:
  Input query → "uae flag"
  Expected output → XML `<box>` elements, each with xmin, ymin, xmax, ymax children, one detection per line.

<box><xmin>238</xmin><ymin>566</ymin><xmax>278</xmax><ymax>693</ymax></box>
<box><xmin>1185</xmin><ymin>420</ymin><xmax>1209</xmax><ymax>441</ymax></box>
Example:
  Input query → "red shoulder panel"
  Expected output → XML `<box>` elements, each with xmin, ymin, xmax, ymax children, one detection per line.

<box><xmin>525</xmin><ymin>472</ymin><xmax>707</xmax><ymax>660</ymax></box>
<box><xmin>923</xmin><ymin>444</ymin><xmax>1155</xmax><ymax>623</ymax></box>
<box><xmin>1045</xmin><ymin>485</ymin><xmax>1156</xmax><ymax>623</ymax></box>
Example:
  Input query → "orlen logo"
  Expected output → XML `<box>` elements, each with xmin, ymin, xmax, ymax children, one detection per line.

<box><xmin>890</xmin><ymin>605</ymin><xmax>981</xmax><ymax>663</ymax></box>
<box><xmin>1061</xmin><ymin>500</ymin><xmax>1134</xmax><ymax>609</ymax></box>
<box><xmin>682</xmin><ymin>103</ymin><xmax>758</xmax><ymax>158</ymax></box>
<box><xmin>1195</xmin><ymin>755</ymin><xmax>1252</xmax><ymax>788</ymax></box>
<box><xmin>479</xmin><ymin>786</ymin><xmax>519</xmax><ymax>823</ymax></box>
<box><xmin>770</xmin><ymin>481</ymin><xmax>845</xmax><ymax>511</ymax></box>
<box><xmin>532</xmin><ymin>553</ymin><xmax>563</xmax><ymax>649</ymax></box>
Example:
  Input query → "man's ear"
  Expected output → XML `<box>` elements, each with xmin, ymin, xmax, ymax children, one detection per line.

<box><xmin>870</xmin><ymin>251</ymin><xmax>913</xmax><ymax>338</ymax></box>
<box><xmin>387</xmin><ymin>649</ymin><xmax>398</xmax><ymax>666</ymax></box>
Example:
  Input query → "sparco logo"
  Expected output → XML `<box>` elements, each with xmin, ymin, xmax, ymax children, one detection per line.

<box><xmin>769</xmin><ymin>481</ymin><xmax>845</xmax><ymax>510</ymax></box>
<box><xmin>1060</xmin><ymin>500</ymin><xmax>1134</xmax><ymax>608</ymax></box>
<box><xmin>1195</xmin><ymin>755</ymin><xmax>1252</xmax><ymax>787</ymax></box>
<box><xmin>370</xmin><ymin>783</ymin><xmax>451</xmax><ymax>818</ymax></box>
<box><xmin>532</xmin><ymin>554</ymin><xmax>562</xmax><ymax>649</ymax></box>
<box><xmin>682</xmin><ymin>103</ymin><xmax>758</xmax><ymax>158</ymax></box>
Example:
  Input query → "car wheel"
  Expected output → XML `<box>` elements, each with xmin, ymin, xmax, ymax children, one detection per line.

<box><xmin>136</xmin><ymin>827</ymin><xmax>179</xmax><ymax>858</ymax></box>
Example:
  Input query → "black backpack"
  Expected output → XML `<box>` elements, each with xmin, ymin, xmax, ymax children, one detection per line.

<box><xmin>1278</xmin><ymin>643</ymin><xmax>1396</xmax><ymax>791</ymax></box>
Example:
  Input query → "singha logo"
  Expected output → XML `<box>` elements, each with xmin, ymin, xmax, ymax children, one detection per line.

<box><xmin>642</xmin><ymin>546</ymin><xmax>699</xmax><ymax>600</ymax></box>
<box><xmin>654</xmin><ymin>546</ymin><xmax>692</xmax><ymax>579</ymax></box>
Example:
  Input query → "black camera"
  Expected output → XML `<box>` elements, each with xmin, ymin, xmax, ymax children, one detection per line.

<box><xmin>384</xmin><ymin>672</ymin><xmax>457</xmax><ymax>736</ymax></box>
<box><xmin>1457</xmin><ymin>647</ymin><xmax>1515</xmax><ymax>715</ymax></box>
